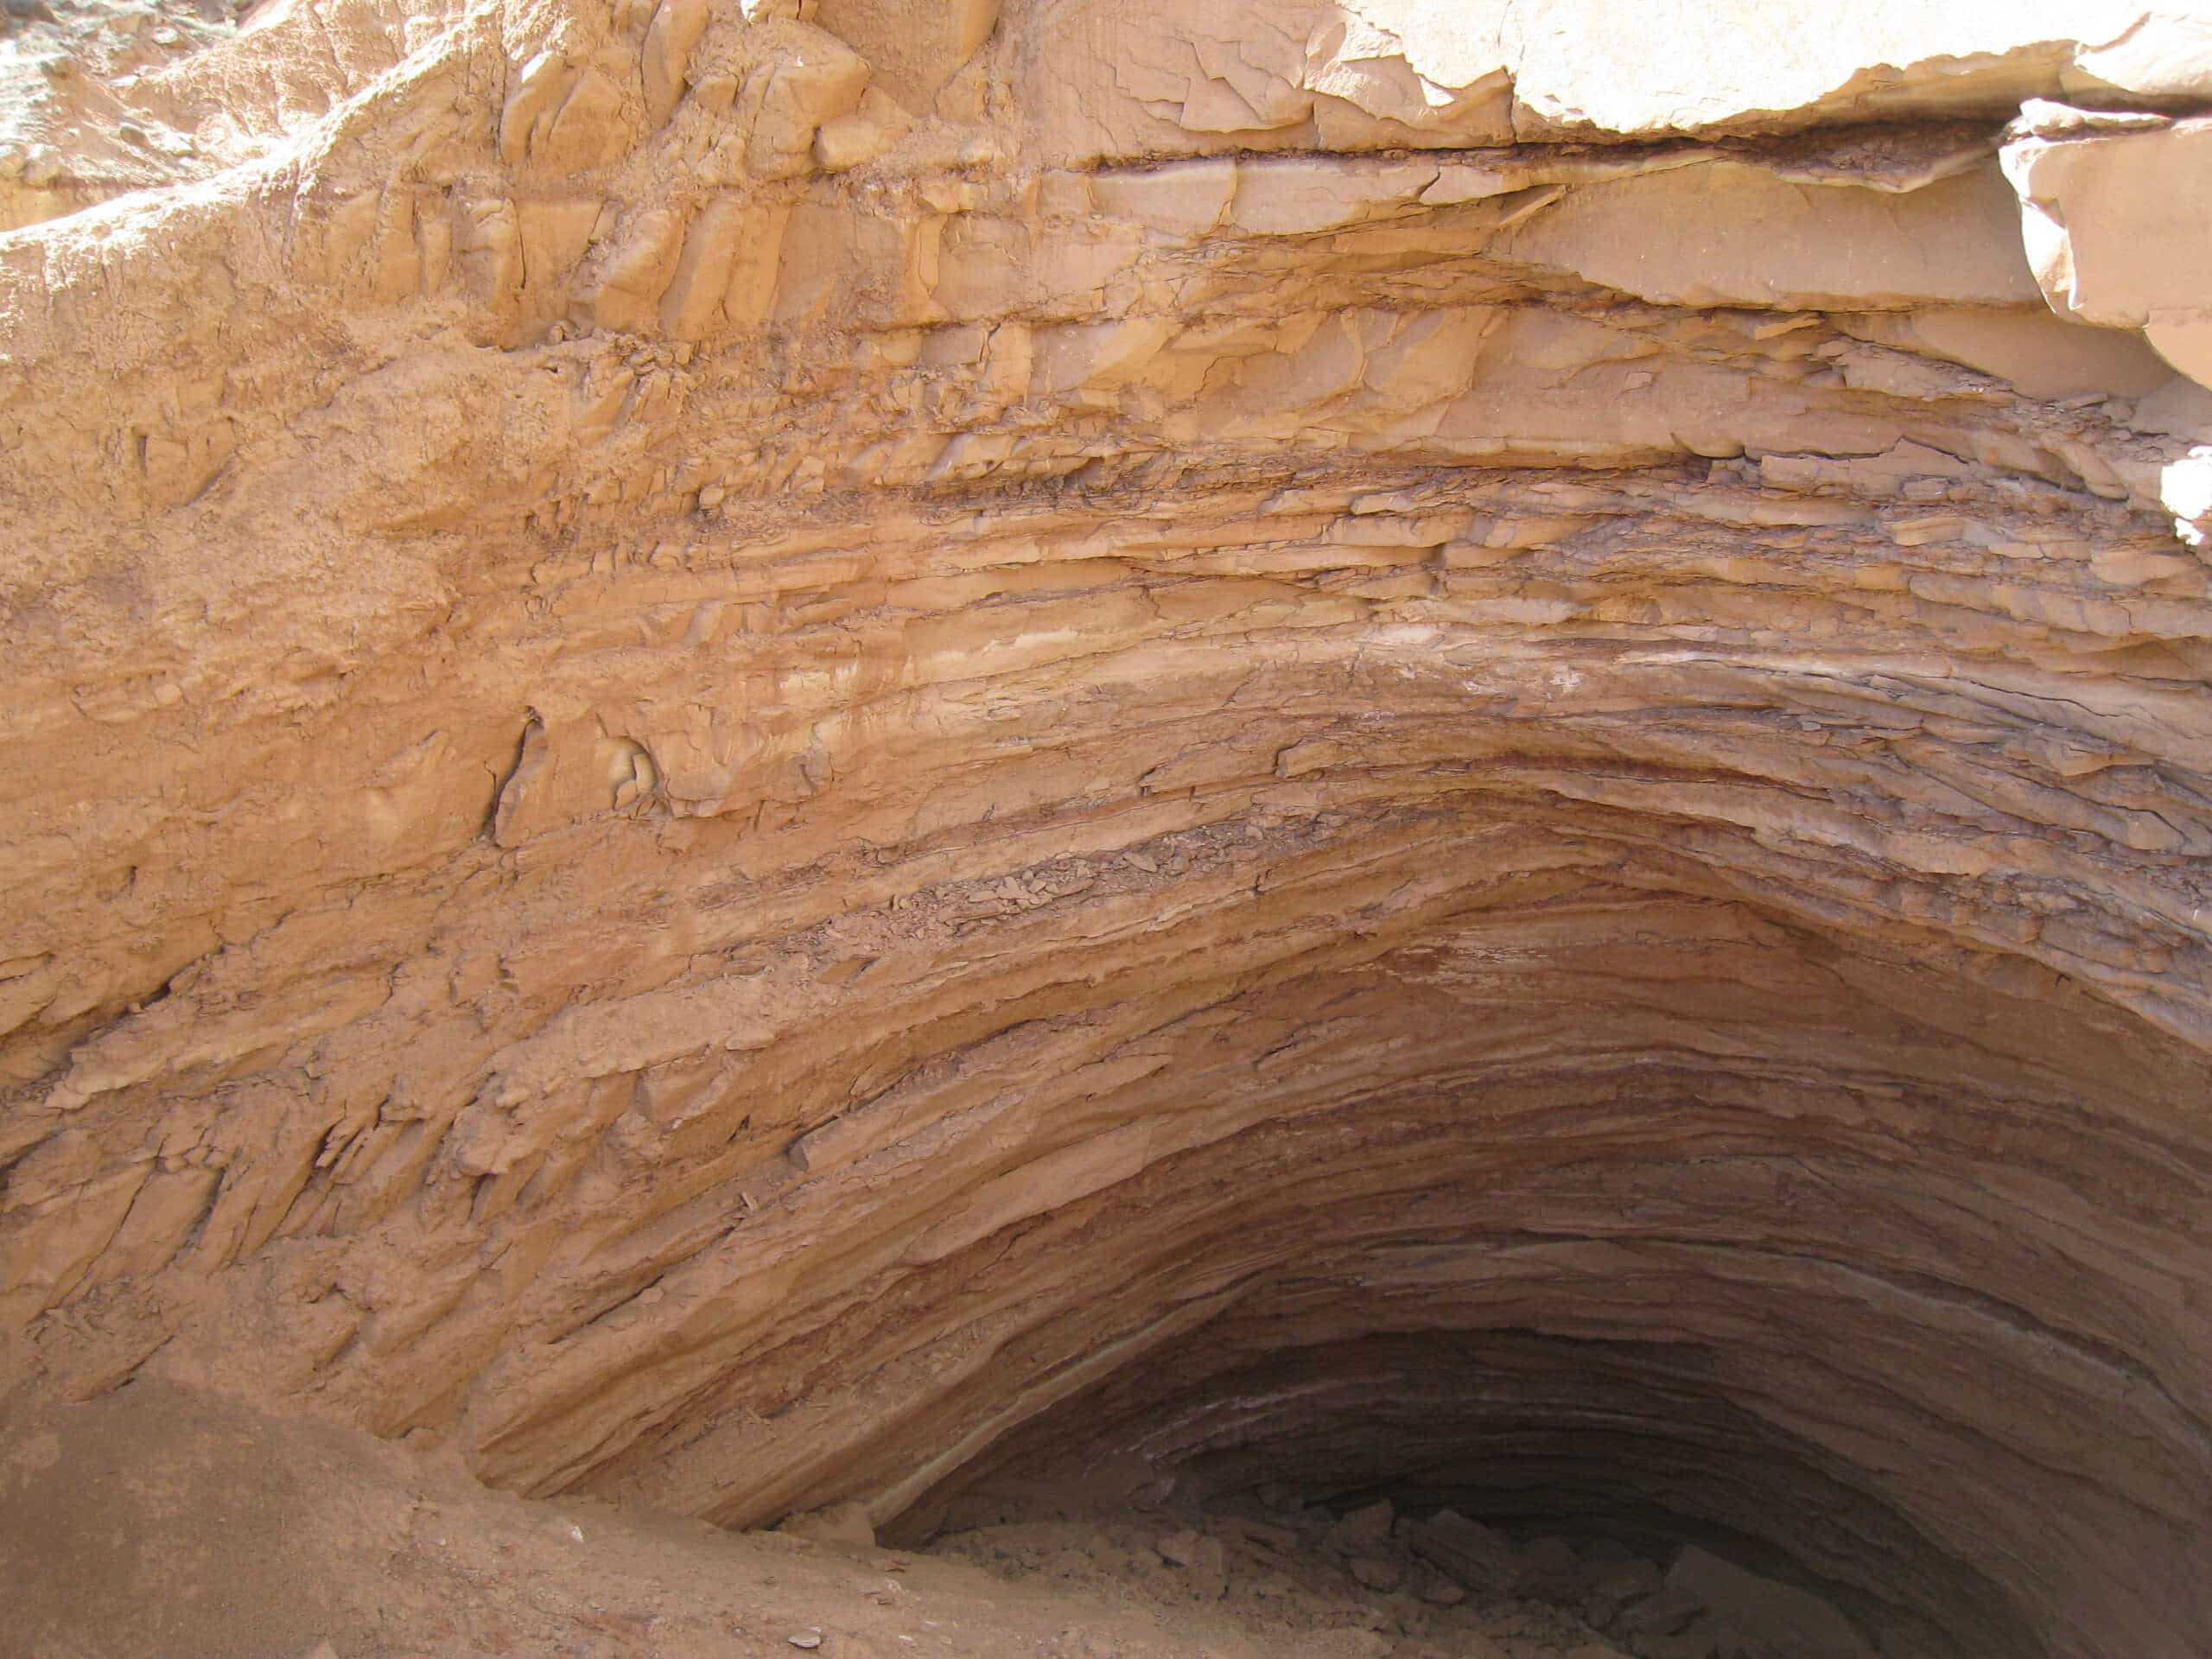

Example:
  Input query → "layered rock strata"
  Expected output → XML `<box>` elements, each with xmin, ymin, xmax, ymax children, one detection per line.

<box><xmin>3</xmin><ymin>4</ymin><xmax>2210</xmax><ymax>1657</ymax></box>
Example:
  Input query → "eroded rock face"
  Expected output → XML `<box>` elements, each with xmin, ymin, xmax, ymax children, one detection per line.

<box><xmin>2</xmin><ymin>5</ymin><xmax>2209</xmax><ymax>1658</ymax></box>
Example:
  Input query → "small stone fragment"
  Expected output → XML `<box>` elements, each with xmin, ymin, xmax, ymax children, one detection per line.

<box><xmin>1516</xmin><ymin>1534</ymin><xmax>1582</xmax><ymax>1599</ymax></box>
<box><xmin>1348</xmin><ymin>1555</ymin><xmax>1402</xmax><ymax>1591</ymax></box>
<box><xmin>1323</xmin><ymin>1500</ymin><xmax>1394</xmax><ymax>1556</ymax></box>
<box><xmin>1416</xmin><ymin>1572</ymin><xmax>1465</xmax><ymax>1605</ymax></box>
<box><xmin>780</xmin><ymin>1500</ymin><xmax>876</xmax><ymax>1548</ymax></box>
<box><xmin>1615</xmin><ymin>1585</ymin><xmax>1706</xmax><ymax>1637</ymax></box>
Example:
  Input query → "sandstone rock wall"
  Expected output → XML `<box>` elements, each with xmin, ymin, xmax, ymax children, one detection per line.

<box><xmin>3</xmin><ymin>5</ymin><xmax>2209</xmax><ymax>1657</ymax></box>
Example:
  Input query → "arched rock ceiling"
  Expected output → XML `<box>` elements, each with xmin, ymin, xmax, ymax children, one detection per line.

<box><xmin>2</xmin><ymin>4</ymin><xmax>2210</xmax><ymax>1657</ymax></box>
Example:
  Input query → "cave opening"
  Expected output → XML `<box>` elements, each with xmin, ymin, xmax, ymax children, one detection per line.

<box><xmin>359</xmin><ymin>781</ymin><xmax>2200</xmax><ymax>1659</ymax></box>
<box><xmin>893</xmin><ymin>1316</ymin><xmax>2043</xmax><ymax>1659</ymax></box>
<box><xmin>779</xmin><ymin>855</ymin><xmax>2211</xmax><ymax>1659</ymax></box>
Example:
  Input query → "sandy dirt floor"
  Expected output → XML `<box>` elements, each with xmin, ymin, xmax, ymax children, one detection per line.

<box><xmin>1</xmin><ymin>1379</ymin><xmax>1700</xmax><ymax>1659</ymax></box>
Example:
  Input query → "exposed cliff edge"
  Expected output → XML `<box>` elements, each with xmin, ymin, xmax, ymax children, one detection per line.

<box><xmin>3</xmin><ymin>5</ymin><xmax>2210</xmax><ymax>1657</ymax></box>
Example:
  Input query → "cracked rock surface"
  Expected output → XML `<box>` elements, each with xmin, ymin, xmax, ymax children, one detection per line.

<box><xmin>2</xmin><ymin>4</ymin><xmax>2210</xmax><ymax>1657</ymax></box>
